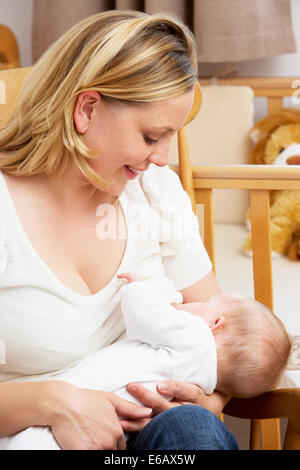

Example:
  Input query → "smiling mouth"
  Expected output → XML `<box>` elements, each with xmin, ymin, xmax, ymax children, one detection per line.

<box><xmin>125</xmin><ymin>165</ymin><xmax>146</xmax><ymax>175</ymax></box>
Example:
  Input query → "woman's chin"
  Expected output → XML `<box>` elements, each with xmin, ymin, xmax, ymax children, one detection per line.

<box><xmin>105</xmin><ymin>180</ymin><xmax>127</xmax><ymax>198</ymax></box>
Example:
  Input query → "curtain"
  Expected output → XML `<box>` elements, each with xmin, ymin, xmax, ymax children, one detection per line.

<box><xmin>32</xmin><ymin>0</ymin><xmax>296</xmax><ymax>64</ymax></box>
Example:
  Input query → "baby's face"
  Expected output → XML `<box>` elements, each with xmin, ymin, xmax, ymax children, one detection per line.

<box><xmin>175</xmin><ymin>293</ymin><xmax>244</xmax><ymax>328</ymax></box>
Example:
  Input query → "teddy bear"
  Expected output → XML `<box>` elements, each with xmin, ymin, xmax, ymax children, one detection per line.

<box><xmin>243</xmin><ymin>108</ymin><xmax>300</xmax><ymax>261</ymax></box>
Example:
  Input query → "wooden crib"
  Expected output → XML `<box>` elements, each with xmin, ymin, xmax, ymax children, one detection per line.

<box><xmin>177</xmin><ymin>77</ymin><xmax>300</xmax><ymax>450</ymax></box>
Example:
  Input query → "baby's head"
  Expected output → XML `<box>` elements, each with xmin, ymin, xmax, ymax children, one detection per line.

<box><xmin>176</xmin><ymin>293</ymin><xmax>291</xmax><ymax>398</ymax></box>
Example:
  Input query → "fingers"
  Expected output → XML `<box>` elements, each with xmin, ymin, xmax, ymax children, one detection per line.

<box><xmin>116</xmin><ymin>432</ymin><xmax>127</xmax><ymax>450</ymax></box>
<box><xmin>108</xmin><ymin>393</ymin><xmax>152</xmax><ymax>419</ymax></box>
<box><xmin>157</xmin><ymin>381</ymin><xmax>228</xmax><ymax>416</ymax></box>
<box><xmin>117</xmin><ymin>273</ymin><xmax>143</xmax><ymax>282</ymax></box>
<box><xmin>120</xmin><ymin>417</ymin><xmax>151</xmax><ymax>433</ymax></box>
<box><xmin>126</xmin><ymin>383</ymin><xmax>176</xmax><ymax>416</ymax></box>
<box><xmin>117</xmin><ymin>273</ymin><xmax>131</xmax><ymax>281</ymax></box>
<box><xmin>157</xmin><ymin>380</ymin><xmax>203</xmax><ymax>404</ymax></box>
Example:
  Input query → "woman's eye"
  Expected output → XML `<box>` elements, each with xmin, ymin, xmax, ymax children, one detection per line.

<box><xmin>144</xmin><ymin>135</ymin><xmax>159</xmax><ymax>145</ymax></box>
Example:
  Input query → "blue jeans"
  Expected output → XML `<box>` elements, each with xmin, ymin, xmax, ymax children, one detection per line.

<box><xmin>126</xmin><ymin>405</ymin><xmax>239</xmax><ymax>450</ymax></box>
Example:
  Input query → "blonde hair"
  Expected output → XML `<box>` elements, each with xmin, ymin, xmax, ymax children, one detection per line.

<box><xmin>0</xmin><ymin>10</ymin><xmax>197</xmax><ymax>187</ymax></box>
<box><xmin>216</xmin><ymin>297</ymin><xmax>291</xmax><ymax>398</ymax></box>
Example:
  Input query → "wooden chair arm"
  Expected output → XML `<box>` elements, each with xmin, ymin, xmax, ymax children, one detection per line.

<box><xmin>192</xmin><ymin>164</ymin><xmax>300</xmax><ymax>191</ymax></box>
<box><xmin>224</xmin><ymin>388</ymin><xmax>300</xmax><ymax>432</ymax></box>
<box><xmin>224</xmin><ymin>388</ymin><xmax>300</xmax><ymax>449</ymax></box>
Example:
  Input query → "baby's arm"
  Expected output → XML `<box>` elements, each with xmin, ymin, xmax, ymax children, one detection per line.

<box><xmin>119</xmin><ymin>275</ymin><xmax>206</xmax><ymax>354</ymax></box>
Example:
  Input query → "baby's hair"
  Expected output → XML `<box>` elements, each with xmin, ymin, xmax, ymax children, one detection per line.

<box><xmin>216</xmin><ymin>297</ymin><xmax>292</xmax><ymax>398</ymax></box>
<box><xmin>0</xmin><ymin>10</ymin><xmax>197</xmax><ymax>188</ymax></box>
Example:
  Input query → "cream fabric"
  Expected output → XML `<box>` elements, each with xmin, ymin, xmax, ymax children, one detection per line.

<box><xmin>31</xmin><ymin>0</ymin><xmax>296</xmax><ymax>63</ymax></box>
<box><xmin>169</xmin><ymin>85</ymin><xmax>254</xmax><ymax>224</ymax></box>
<box><xmin>194</xmin><ymin>0</ymin><xmax>296</xmax><ymax>63</ymax></box>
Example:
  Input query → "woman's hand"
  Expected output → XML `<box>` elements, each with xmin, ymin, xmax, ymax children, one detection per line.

<box><xmin>156</xmin><ymin>381</ymin><xmax>230</xmax><ymax>416</ymax></box>
<box><xmin>44</xmin><ymin>381</ymin><xmax>152</xmax><ymax>450</ymax></box>
<box><xmin>120</xmin><ymin>381</ymin><xmax>230</xmax><ymax>432</ymax></box>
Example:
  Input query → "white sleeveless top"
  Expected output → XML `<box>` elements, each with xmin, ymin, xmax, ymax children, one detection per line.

<box><xmin>0</xmin><ymin>164</ymin><xmax>212</xmax><ymax>383</ymax></box>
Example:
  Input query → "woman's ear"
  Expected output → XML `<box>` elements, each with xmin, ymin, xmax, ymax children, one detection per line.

<box><xmin>210</xmin><ymin>315</ymin><xmax>226</xmax><ymax>333</ymax></box>
<box><xmin>73</xmin><ymin>91</ymin><xmax>101</xmax><ymax>134</ymax></box>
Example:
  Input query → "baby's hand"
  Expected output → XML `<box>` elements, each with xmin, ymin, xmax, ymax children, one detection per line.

<box><xmin>117</xmin><ymin>272</ymin><xmax>144</xmax><ymax>283</ymax></box>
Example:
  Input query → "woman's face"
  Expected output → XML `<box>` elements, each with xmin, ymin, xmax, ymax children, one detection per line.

<box><xmin>73</xmin><ymin>90</ymin><xmax>194</xmax><ymax>196</ymax></box>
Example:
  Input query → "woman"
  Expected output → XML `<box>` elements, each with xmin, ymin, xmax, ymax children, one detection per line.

<box><xmin>0</xmin><ymin>10</ymin><xmax>238</xmax><ymax>450</ymax></box>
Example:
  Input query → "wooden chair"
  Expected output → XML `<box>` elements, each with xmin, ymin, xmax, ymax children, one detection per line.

<box><xmin>0</xmin><ymin>25</ymin><xmax>20</xmax><ymax>70</ymax></box>
<box><xmin>178</xmin><ymin>78</ymin><xmax>300</xmax><ymax>450</ymax></box>
<box><xmin>1</xmin><ymin>67</ymin><xmax>300</xmax><ymax>450</ymax></box>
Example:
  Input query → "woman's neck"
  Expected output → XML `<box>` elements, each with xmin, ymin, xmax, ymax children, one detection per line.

<box><xmin>38</xmin><ymin>163</ymin><xmax>117</xmax><ymax>211</ymax></box>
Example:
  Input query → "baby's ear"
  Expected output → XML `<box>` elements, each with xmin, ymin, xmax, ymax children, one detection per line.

<box><xmin>211</xmin><ymin>315</ymin><xmax>226</xmax><ymax>333</ymax></box>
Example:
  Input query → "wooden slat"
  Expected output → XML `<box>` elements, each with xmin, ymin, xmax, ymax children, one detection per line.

<box><xmin>194</xmin><ymin>179</ymin><xmax>300</xmax><ymax>191</ymax></box>
<box><xmin>178</xmin><ymin>127</ymin><xmax>195</xmax><ymax>210</ymax></box>
<box><xmin>249</xmin><ymin>189</ymin><xmax>279</xmax><ymax>449</ymax></box>
<box><xmin>249</xmin><ymin>190</ymin><xmax>281</xmax><ymax>449</ymax></box>
<box><xmin>250</xmin><ymin>190</ymin><xmax>273</xmax><ymax>309</ymax></box>
<box><xmin>260</xmin><ymin>419</ymin><xmax>281</xmax><ymax>450</ymax></box>
<box><xmin>250</xmin><ymin>420</ymin><xmax>260</xmax><ymax>450</ymax></box>
<box><xmin>255</xmin><ymin>89</ymin><xmax>293</xmax><ymax>98</ymax></box>
<box><xmin>284</xmin><ymin>422</ymin><xmax>300</xmax><ymax>450</ymax></box>
<box><xmin>195</xmin><ymin>188</ymin><xmax>216</xmax><ymax>271</ymax></box>
<box><xmin>199</xmin><ymin>76</ymin><xmax>297</xmax><ymax>91</ymax></box>
<box><xmin>192</xmin><ymin>164</ymin><xmax>300</xmax><ymax>181</ymax></box>
<box><xmin>177</xmin><ymin>82</ymin><xmax>202</xmax><ymax>214</ymax></box>
<box><xmin>192</xmin><ymin>165</ymin><xmax>300</xmax><ymax>191</ymax></box>
<box><xmin>268</xmin><ymin>97</ymin><xmax>284</xmax><ymax>114</ymax></box>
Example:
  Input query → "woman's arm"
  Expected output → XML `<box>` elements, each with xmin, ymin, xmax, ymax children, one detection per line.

<box><xmin>0</xmin><ymin>380</ymin><xmax>152</xmax><ymax>449</ymax></box>
<box><xmin>180</xmin><ymin>269</ymin><xmax>221</xmax><ymax>303</ymax></box>
<box><xmin>0</xmin><ymin>381</ymin><xmax>50</xmax><ymax>437</ymax></box>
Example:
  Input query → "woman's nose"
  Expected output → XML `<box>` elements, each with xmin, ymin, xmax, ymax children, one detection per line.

<box><xmin>148</xmin><ymin>146</ymin><xmax>169</xmax><ymax>167</ymax></box>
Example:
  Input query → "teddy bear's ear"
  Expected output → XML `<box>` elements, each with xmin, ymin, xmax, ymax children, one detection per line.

<box><xmin>250</xmin><ymin>128</ymin><xmax>267</xmax><ymax>144</ymax></box>
<box><xmin>249</xmin><ymin>136</ymin><xmax>269</xmax><ymax>164</ymax></box>
<box><xmin>250</xmin><ymin>108</ymin><xmax>300</xmax><ymax>143</ymax></box>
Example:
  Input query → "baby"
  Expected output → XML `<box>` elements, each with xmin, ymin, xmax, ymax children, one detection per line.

<box><xmin>116</xmin><ymin>272</ymin><xmax>291</xmax><ymax>399</ymax></box>
<box><xmin>1</xmin><ymin>272</ymin><xmax>291</xmax><ymax>449</ymax></box>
